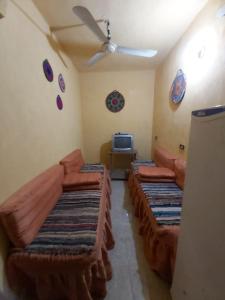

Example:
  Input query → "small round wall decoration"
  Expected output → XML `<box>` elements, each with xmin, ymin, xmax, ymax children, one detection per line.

<box><xmin>56</xmin><ymin>95</ymin><xmax>63</xmax><ymax>110</ymax></box>
<box><xmin>106</xmin><ymin>90</ymin><xmax>125</xmax><ymax>113</ymax></box>
<box><xmin>58</xmin><ymin>73</ymin><xmax>65</xmax><ymax>92</ymax></box>
<box><xmin>43</xmin><ymin>59</ymin><xmax>53</xmax><ymax>82</ymax></box>
<box><xmin>170</xmin><ymin>69</ymin><xmax>186</xmax><ymax>104</ymax></box>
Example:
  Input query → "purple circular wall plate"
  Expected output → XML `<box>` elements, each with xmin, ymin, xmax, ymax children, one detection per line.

<box><xmin>56</xmin><ymin>95</ymin><xmax>63</xmax><ymax>110</ymax></box>
<box><xmin>105</xmin><ymin>90</ymin><xmax>125</xmax><ymax>112</ymax></box>
<box><xmin>43</xmin><ymin>59</ymin><xmax>53</xmax><ymax>82</ymax></box>
<box><xmin>58</xmin><ymin>73</ymin><xmax>65</xmax><ymax>92</ymax></box>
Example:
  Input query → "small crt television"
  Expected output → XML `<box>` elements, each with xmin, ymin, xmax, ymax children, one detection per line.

<box><xmin>112</xmin><ymin>133</ymin><xmax>134</xmax><ymax>152</ymax></box>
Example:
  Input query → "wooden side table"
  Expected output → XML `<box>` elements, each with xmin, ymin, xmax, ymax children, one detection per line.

<box><xmin>109</xmin><ymin>150</ymin><xmax>137</xmax><ymax>180</ymax></box>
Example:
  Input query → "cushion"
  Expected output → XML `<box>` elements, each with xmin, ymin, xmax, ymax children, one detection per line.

<box><xmin>154</xmin><ymin>147</ymin><xmax>177</xmax><ymax>170</ymax></box>
<box><xmin>174</xmin><ymin>159</ymin><xmax>186</xmax><ymax>189</ymax></box>
<box><xmin>138</xmin><ymin>166</ymin><xmax>176</xmax><ymax>179</ymax></box>
<box><xmin>63</xmin><ymin>172</ymin><xmax>102</xmax><ymax>187</ymax></box>
<box><xmin>60</xmin><ymin>149</ymin><xmax>85</xmax><ymax>174</ymax></box>
<box><xmin>0</xmin><ymin>165</ymin><xmax>64</xmax><ymax>247</ymax></box>
<box><xmin>63</xmin><ymin>184</ymin><xmax>101</xmax><ymax>191</ymax></box>
<box><xmin>138</xmin><ymin>177</ymin><xmax>175</xmax><ymax>183</ymax></box>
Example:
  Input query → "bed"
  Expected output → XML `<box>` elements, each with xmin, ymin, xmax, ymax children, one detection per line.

<box><xmin>128</xmin><ymin>148</ymin><xmax>186</xmax><ymax>282</ymax></box>
<box><xmin>0</xmin><ymin>150</ymin><xmax>114</xmax><ymax>300</ymax></box>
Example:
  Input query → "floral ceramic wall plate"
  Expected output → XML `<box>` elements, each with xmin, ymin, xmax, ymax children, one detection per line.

<box><xmin>106</xmin><ymin>90</ymin><xmax>125</xmax><ymax>112</ymax></box>
<box><xmin>43</xmin><ymin>59</ymin><xmax>53</xmax><ymax>82</ymax></box>
<box><xmin>170</xmin><ymin>69</ymin><xmax>186</xmax><ymax>104</ymax></box>
<box><xmin>56</xmin><ymin>95</ymin><xmax>63</xmax><ymax>110</ymax></box>
<box><xmin>58</xmin><ymin>73</ymin><xmax>65</xmax><ymax>92</ymax></box>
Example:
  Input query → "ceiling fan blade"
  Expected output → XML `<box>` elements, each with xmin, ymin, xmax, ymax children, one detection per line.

<box><xmin>86</xmin><ymin>51</ymin><xmax>108</xmax><ymax>65</ymax></box>
<box><xmin>73</xmin><ymin>6</ymin><xmax>108</xmax><ymax>43</ymax></box>
<box><xmin>116</xmin><ymin>46</ymin><xmax>157</xmax><ymax>58</ymax></box>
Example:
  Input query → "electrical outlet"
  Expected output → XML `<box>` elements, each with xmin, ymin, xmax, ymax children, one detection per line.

<box><xmin>179</xmin><ymin>144</ymin><xmax>185</xmax><ymax>150</ymax></box>
<box><xmin>0</xmin><ymin>0</ymin><xmax>7</xmax><ymax>18</ymax></box>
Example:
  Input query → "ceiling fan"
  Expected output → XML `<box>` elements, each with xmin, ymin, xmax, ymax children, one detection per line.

<box><xmin>72</xmin><ymin>6</ymin><xmax>158</xmax><ymax>66</ymax></box>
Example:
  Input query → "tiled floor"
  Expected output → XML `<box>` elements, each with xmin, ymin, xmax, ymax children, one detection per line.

<box><xmin>105</xmin><ymin>180</ymin><xmax>172</xmax><ymax>300</ymax></box>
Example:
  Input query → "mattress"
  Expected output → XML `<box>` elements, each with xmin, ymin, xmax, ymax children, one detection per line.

<box><xmin>140</xmin><ymin>182</ymin><xmax>183</xmax><ymax>226</ymax></box>
<box><xmin>23</xmin><ymin>190</ymin><xmax>102</xmax><ymax>256</ymax></box>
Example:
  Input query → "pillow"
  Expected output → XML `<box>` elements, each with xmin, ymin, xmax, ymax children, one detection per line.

<box><xmin>138</xmin><ymin>177</ymin><xmax>175</xmax><ymax>183</ymax></box>
<box><xmin>63</xmin><ymin>184</ymin><xmax>101</xmax><ymax>191</ymax></box>
<box><xmin>174</xmin><ymin>159</ymin><xmax>186</xmax><ymax>189</ymax></box>
<box><xmin>138</xmin><ymin>166</ymin><xmax>176</xmax><ymax>179</ymax></box>
<box><xmin>154</xmin><ymin>147</ymin><xmax>177</xmax><ymax>170</ymax></box>
<box><xmin>63</xmin><ymin>172</ymin><xmax>102</xmax><ymax>187</ymax></box>
<box><xmin>63</xmin><ymin>160</ymin><xmax>82</xmax><ymax>174</ymax></box>
<box><xmin>60</xmin><ymin>149</ymin><xmax>85</xmax><ymax>174</ymax></box>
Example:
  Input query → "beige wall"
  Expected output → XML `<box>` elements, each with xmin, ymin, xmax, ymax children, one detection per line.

<box><xmin>152</xmin><ymin>0</ymin><xmax>225</xmax><ymax>159</ymax></box>
<box><xmin>0</xmin><ymin>0</ymin><xmax>83</xmax><ymax>294</ymax></box>
<box><xmin>80</xmin><ymin>70</ymin><xmax>155</xmax><ymax>167</ymax></box>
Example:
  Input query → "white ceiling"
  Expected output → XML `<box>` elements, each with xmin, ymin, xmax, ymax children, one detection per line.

<box><xmin>33</xmin><ymin>0</ymin><xmax>208</xmax><ymax>72</ymax></box>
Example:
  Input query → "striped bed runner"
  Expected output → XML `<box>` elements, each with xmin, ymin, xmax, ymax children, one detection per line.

<box><xmin>140</xmin><ymin>182</ymin><xmax>183</xmax><ymax>226</ymax></box>
<box><xmin>80</xmin><ymin>164</ymin><xmax>105</xmax><ymax>173</ymax></box>
<box><xmin>131</xmin><ymin>160</ymin><xmax>156</xmax><ymax>173</ymax></box>
<box><xmin>23</xmin><ymin>190</ymin><xmax>102</xmax><ymax>256</ymax></box>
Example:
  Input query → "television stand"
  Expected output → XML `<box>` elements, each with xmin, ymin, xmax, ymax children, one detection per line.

<box><xmin>109</xmin><ymin>150</ymin><xmax>137</xmax><ymax>180</ymax></box>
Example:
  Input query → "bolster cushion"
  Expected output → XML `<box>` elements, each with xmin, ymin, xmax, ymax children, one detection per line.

<box><xmin>60</xmin><ymin>149</ymin><xmax>85</xmax><ymax>174</ymax></box>
<box><xmin>63</xmin><ymin>172</ymin><xmax>102</xmax><ymax>187</ymax></box>
<box><xmin>138</xmin><ymin>166</ymin><xmax>176</xmax><ymax>179</ymax></box>
<box><xmin>63</xmin><ymin>184</ymin><xmax>101</xmax><ymax>191</ymax></box>
<box><xmin>154</xmin><ymin>147</ymin><xmax>177</xmax><ymax>171</ymax></box>
<box><xmin>174</xmin><ymin>159</ymin><xmax>186</xmax><ymax>189</ymax></box>
<box><xmin>0</xmin><ymin>165</ymin><xmax>64</xmax><ymax>247</ymax></box>
<box><xmin>138</xmin><ymin>178</ymin><xmax>176</xmax><ymax>183</ymax></box>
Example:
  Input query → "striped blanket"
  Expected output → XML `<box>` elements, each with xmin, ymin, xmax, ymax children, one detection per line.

<box><xmin>131</xmin><ymin>160</ymin><xmax>156</xmax><ymax>173</ymax></box>
<box><xmin>140</xmin><ymin>182</ymin><xmax>183</xmax><ymax>226</ymax></box>
<box><xmin>80</xmin><ymin>164</ymin><xmax>105</xmax><ymax>173</ymax></box>
<box><xmin>23</xmin><ymin>190</ymin><xmax>102</xmax><ymax>256</ymax></box>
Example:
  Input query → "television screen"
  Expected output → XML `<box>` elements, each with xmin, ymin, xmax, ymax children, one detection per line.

<box><xmin>114</xmin><ymin>136</ymin><xmax>131</xmax><ymax>149</ymax></box>
<box><xmin>112</xmin><ymin>133</ymin><xmax>133</xmax><ymax>151</ymax></box>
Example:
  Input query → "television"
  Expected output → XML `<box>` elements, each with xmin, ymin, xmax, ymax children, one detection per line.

<box><xmin>112</xmin><ymin>133</ymin><xmax>134</xmax><ymax>152</ymax></box>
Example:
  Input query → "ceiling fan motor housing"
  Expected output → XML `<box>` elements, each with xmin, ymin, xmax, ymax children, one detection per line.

<box><xmin>105</xmin><ymin>42</ymin><xmax>117</xmax><ymax>53</ymax></box>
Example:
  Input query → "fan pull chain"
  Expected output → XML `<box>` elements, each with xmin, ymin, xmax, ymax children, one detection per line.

<box><xmin>106</xmin><ymin>20</ymin><xmax>111</xmax><ymax>40</ymax></box>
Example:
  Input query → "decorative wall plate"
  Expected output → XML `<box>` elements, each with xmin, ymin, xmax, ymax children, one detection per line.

<box><xmin>58</xmin><ymin>73</ymin><xmax>65</xmax><ymax>92</ymax></box>
<box><xmin>106</xmin><ymin>90</ymin><xmax>125</xmax><ymax>112</ymax></box>
<box><xmin>56</xmin><ymin>95</ymin><xmax>63</xmax><ymax>110</ymax></box>
<box><xmin>43</xmin><ymin>59</ymin><xmax>53</xmax><ymax>82</ymax></box>
<box><xmin>170</xmin><ymin>69</ymin><xmax>186</xmax><ymax>104</ymax></box>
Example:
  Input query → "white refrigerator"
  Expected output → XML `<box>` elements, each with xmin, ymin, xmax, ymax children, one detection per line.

<box><xmin>171</xmin><ymin>106</ymin><xmax>225</xmax><ymax>300</ymax></box>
